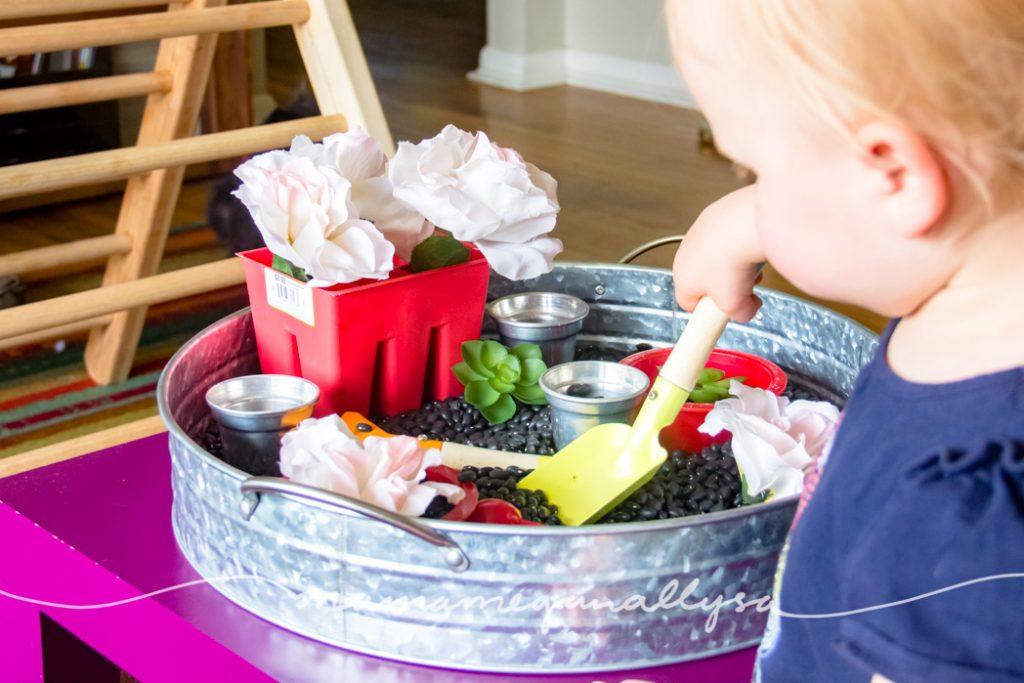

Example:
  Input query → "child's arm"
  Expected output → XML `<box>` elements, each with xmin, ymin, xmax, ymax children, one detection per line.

<box><xmin>672</xmin><ymin>185</ymin><xmax>765</xmax><ymax>321</ymax></box>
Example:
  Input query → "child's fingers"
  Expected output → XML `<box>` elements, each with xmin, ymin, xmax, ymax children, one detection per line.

<box><xmin>674</xmin><ymin>281</ymin><xmax>762</xmax><ymax>322</ymax></box>
<box><xmin>731</xmin><ymin>292</ymin><xmax>763</xmax><ymax>323</ymax></box>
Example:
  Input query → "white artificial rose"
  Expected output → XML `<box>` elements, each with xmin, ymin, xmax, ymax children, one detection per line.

<box><xmin>292</xmin><ymin>129</ymin><xmax>431</xmax><ymax>261</ymax></box>
<box><xmin>233</xmin><ymin>149</ymin><xmax>394</xmax><ymax>286</ymax></box>
<box><xmin>698</xmin><ymin>381</ymin><xmax>841</xmax><ymax>499</ymax></box>
<box><xmin>388</xmin><ymin>125</ymin><xmax>562</xmax><ymax>280</ymax></box>
<box><xmin>278</xmin><ymin>414</ymin><xmax>362</xmax><ymax>493</ymax></box>
<box><xmin>279</xmin><ymin>415</ymin><xmax>449</xmax><ymax>517</ymax></box>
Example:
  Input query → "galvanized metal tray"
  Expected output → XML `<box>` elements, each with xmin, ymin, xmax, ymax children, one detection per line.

<box><xmin>157</xmin><ymin>262</ymin><xmax>877</xmax><ymax>673</ymax></box>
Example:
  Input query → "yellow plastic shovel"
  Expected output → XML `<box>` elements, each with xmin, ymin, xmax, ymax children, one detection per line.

<box><xmin>517</xmin><ymin>297</ymin><xmax>731</xmax><ymax>526</ymax></box>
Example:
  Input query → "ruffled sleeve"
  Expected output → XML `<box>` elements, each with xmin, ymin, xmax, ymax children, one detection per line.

<box><xmin>834</xmin><ymin>438</ymin><xmax>1024</xmax><ymax>683</ymax></box>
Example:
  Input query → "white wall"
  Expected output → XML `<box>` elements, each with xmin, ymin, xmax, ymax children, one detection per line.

<box><xmin>469</xmin><ymin>0</ymin><xmax>693</xmax><ymax>108</ymax></box>
<box><xmin>565</xmin><ymin>0</ymin><xmax>673</xmax><ymax>64</ymax></box>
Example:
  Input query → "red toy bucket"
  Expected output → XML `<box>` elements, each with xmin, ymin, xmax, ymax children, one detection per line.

<box><xmin>240</xmin><ymin>247</ymin><xmax>490</xmax><ymax>417</ymax></box>
<box><xmin>620</xmin><ymin>347</ymin><xmax>787</xmax><ymax>453</ymax></box>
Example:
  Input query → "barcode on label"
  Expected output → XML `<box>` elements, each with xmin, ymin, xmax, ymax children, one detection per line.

<box><xmin>264</xmin><ymin>268</ymin><xmax>315</xmax><ymax>326</ymax></box>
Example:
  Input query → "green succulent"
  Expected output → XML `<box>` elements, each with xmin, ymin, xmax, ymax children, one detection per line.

<box><xmin>452</xmin><ymin>340</ymin><xmax>548</xmax><ymax>424</ymax></box>
<box><xmin>688</xmin><ymin>367</ymin><xmax>747</xmax><ymax>403</ymax></box>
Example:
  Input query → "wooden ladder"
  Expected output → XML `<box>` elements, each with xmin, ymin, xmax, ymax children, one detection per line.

<box><xmin>0</xmin><ymin>0</ymin><xmax>391</xmax><ymax>384</ymax></box>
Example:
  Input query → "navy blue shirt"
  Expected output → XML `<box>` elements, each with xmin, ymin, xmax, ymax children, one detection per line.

<box><xmin>757</xmin><ymin>323</ymin><xmax>1024</xmax><ymax>683</ymax></box>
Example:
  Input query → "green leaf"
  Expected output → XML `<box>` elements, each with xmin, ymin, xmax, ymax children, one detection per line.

<box><xmin>511</xmin><ymin>343</ymin><xmax>543</xmax><ymax>362</ymax></box>
<box><xmin>479</xmin><ymin>393</ymin><xmax>517</xmax><ymax>424</ymax></box>
<box><xmin>465</xmin><ymin>380</ymin><xmax>500</xmax><ymax>408</ymax></box>
<box><xmin>519</xmin><ymin>357</ymin><xmax>547</xmax><ymax>386</ymax></box>
<box><xmin>698</xmin><ymin>367</ymin><xmax>725</xmax><ymax>386</ymax></box>
<box><xmin>461</xmin><ymin>341</ymin><xmax>494</xmax><ymax>378</ymax></box>
<box><xmin>488</xmin><ymin>376</ymin><xmax>515</xmax><ymax>394</ymax></box>
<box><xmin>408</xmin><ymin>234</ymin><xmax>471</xmax><ymax>273</ymax></box>
<box><xmin>271</xmin><ymin>254</ymin><xmax>309</xmax><ymax>281</ymax></box>
<box><xmin>452</xmin><ymin>361</ymin><xmax>484</xmax><ymax>386</ymax></box>
<box><xmin>513</xmin><ymin>383</ymin><xmax>547</xmax><ymax>405</ymax></box>
<box><xmin>496</xmin><ymin>355</ymin><xmax>521</xmax><ymax>383</ymax></box>
<box><xmin>688</xmin><ymin>387</ymin><xmax>720</xmax><ymax>403</ymax></box>
<box><xmin>480</xmin><ymin>340</ymin><xmax>508</xmax><ymax>368</ymax></box>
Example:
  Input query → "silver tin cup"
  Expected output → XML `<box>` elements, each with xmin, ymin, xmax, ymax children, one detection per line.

<box><xmin>540</xmin><ymin>361</ymin><xmax>650</xmax><ymax>450</ymax></box>
<box><xmin>205</xmin><ymin>374</ymin><xmax>320</xmax><ymax>476</ymax></box>
<box><xmin>487</xmin><ymin>292</ymin><xmax>589</xmax><ymax>366</ymax></box>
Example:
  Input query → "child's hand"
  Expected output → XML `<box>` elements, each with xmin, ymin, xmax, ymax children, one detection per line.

<box><xmin>672</xmin><ymin>185</ymin><xmax>765</xmax><ymax>322</ymax></box>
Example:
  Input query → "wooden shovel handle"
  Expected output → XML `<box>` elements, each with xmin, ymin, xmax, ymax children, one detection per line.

<box><xmin>659</xmin><ymin>297</ymin><xmax>731</xmax><ymax>392</ymax></box>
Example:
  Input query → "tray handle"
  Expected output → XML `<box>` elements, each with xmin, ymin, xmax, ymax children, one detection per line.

<box><xmin>238</xmin><ymin>476</ymin><xmax>471</xmax><ymax>573</ymax></box>
<box><xmin>618</xmin><ymin>236</ymin><xmax>684</xmax><ymax>264</ymax></box>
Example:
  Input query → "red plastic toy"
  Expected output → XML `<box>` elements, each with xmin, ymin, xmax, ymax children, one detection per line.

<box><xmin>466</xmin><ymin>498</ymin><xmax>543</xmax><ymax>526</ymax></box>
<box><xmin>424</xmin><ymin>465</ymin><xmax>479</xmax><ymax>522</ymax></box>
<box><xmin>620</xmin><ymin>347</ymin><xmax>787</xmax><ymax>453</ymax></box>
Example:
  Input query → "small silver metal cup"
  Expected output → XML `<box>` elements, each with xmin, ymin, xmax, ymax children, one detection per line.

<box><xmin>205</xmin><ymin>374</ymin><xmax>320</xmax><ymax>476</ymax></box>
<box><xmin>487</xmin><ymin>292</ymin><xmax>589</xmax><ymax>366</ymax></box>
<box><xmin>539</xmin><ymin>361</ymin><xmax>650</xmax><ymax>450</ymax></box>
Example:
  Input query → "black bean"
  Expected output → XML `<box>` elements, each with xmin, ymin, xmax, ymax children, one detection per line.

<box><xmin>422</xmin><ymin>496</ymin><xmax>454</xmax><ymax>519</ymax></box>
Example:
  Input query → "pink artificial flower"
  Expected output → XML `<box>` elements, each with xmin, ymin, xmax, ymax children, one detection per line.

<box><xmin>698</xmin><ymin>381</ymin><xmax>840</xmax><ymax>499</ymax></box>
<box><xmin>389</xmin><ymin>124</ymin><xmax>563</xmax><ymax>280</ymax></box>
<box><xmin>279</xmin><ymin>415</ymin><xmax>458</xmax><ymax>516</ymax></box>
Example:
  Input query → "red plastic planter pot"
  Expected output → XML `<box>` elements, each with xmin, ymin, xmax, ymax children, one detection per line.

<box><xmin>240</xmin><ymin>247</ymin><xmax>489</xmax><ymax>417</ymax></box>
<box><xmin>619</xmin><ymin>347</ymin><xmax>787</xmax><ymax>453</ymax></box>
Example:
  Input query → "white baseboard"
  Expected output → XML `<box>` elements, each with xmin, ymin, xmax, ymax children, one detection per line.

<box><xmin>468</xmin><ymin>46</ymin><xmax>566</xmax><ymax>91</ymax></box>
<box><xmin>468</xmin><ymin>47</ymin><xmax>695</xmax><ymax>109</ymax></box>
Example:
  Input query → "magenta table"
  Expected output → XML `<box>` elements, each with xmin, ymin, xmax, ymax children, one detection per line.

<box><xmin>0</xmin><ymin>435</ymin><xmax>757</xmax><ymax>682</ymax></box>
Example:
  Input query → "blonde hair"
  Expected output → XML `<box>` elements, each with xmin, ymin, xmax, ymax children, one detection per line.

<box><xmin>670</xmin><ymin>0</ymin><xmax>1024</xmax><ymax>211</ymax></box>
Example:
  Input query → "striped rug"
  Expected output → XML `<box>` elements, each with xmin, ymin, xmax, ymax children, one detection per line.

<box><xmin>0</xmin><ymin>286</ymin><xmax>249</xmax><ymax>458</ymax></box>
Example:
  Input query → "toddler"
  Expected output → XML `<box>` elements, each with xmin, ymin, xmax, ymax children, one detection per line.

<box><xmin>666</xmin><ymin>1</ymin><xmax>1024</xmax><ymax>681</ymax></box>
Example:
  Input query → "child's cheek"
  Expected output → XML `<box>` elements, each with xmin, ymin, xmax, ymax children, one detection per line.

<box><xmin>754</xmin><ymin>185</ymin><xmax>836</xmax><ymax>297</ymax></box>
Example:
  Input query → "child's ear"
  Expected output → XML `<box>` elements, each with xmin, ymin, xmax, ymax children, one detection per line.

<box><xmin>855</xmin><ymin>121</ymin><xmax>948</xmax><ymax>238</ymax></box>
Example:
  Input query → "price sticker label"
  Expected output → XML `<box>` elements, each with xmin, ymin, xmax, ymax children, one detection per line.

<box><xmin>264</xmin><ymin>268</ymin><xmax>315</xmax><ymax>327</ymax></box>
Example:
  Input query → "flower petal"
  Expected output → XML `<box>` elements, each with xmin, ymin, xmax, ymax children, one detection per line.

<box><xmin>280</xmin><ymin>416</ymin><xmax>447</xmax><ymax>518</ymax></box>
<box><xmin>476</xmin><ymin>236</ymin><xmax>563</xmax><ymax>281</ymax></box>
<box><xmin>387</xmin><ymin>125</ymin><xmax>561</xmax><ymax>278</ymax></box>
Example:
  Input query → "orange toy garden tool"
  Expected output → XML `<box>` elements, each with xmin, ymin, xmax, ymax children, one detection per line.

<box><xmin>517</xmin><ymin>297</ymin><xmax>731</xmax><ymax>526</ymax></box>
<box><xmin>341</xmin><ymin>412</ymin><xmax>542</xmax><ymax>471</ymax></box>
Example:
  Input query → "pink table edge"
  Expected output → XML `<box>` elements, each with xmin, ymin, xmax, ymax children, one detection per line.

<box><xmin>0</xmin><ymin>434</ymin><xmax>757</xmax><ymax>683</ymax></box>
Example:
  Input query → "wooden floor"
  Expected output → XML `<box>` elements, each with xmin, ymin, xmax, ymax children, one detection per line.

<box><xmin>0</xmin><ymin>0</ymin><xmax>885</xmax><ymax>331</ymax></box>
